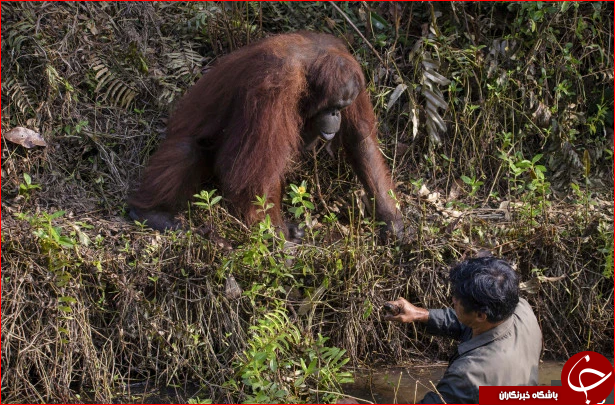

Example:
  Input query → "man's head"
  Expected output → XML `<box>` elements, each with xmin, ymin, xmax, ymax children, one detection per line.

<box><xmin>449</xmin><ymin>257</ymin><xmax>520</xmax><ymax>324</ymax></box>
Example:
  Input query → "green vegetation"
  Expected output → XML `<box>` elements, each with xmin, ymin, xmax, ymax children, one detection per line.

<box><xmin>2</xmin><ymin>2</ymin><xmax>612</xmax><ymax>403</ymax></box>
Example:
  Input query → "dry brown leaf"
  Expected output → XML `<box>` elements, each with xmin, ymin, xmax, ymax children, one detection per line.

<box><xmin>224</xmin><ymin>275</ymin><xmax>242</xmax><ymax>300</ymax></box>
<box><xmin>3</xmin><ymin>127</ymin><xmax>47</xmax><ymax>148</ymax></box>
<box><xmin>448</xmin><ymin>177</ymin><xmax>465</xmax><ymax>201</ymax></box>
<box><xmin>418</xmin><ymin>184</ymin><xmax>431</xmax><ymax>198</ymax></box>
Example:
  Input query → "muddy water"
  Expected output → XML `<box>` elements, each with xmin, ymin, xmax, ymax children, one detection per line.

<box><xmin>342</xmin><ymin>360</ymin><xmax>566</xmax><ymax>404</ymax></box>
<box><xmin>112</xmin><ymin>362</ymin><xmax>566</xmax><ymax>403</ymax></box>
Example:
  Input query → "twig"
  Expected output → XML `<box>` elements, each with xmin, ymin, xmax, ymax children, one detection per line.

<box><xmin>429</xmin><ymin>380</ymin><xmax>447</xmax><ymax>404</ymax></box>
<box><xmin>328</xmin><ymin>1</ymin><xmax>385</xmax><ymax>66</ymax></box>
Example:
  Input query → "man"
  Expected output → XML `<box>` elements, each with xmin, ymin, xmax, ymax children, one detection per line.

<box><xmin>384</xmin><ymin>256</ymin><xmax>543</xmax><ymax>404</ymax></box>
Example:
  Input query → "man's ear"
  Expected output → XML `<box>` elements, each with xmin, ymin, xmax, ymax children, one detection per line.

<box><xmin>476</xmin><ymin>312</ymin><xmax>488</xmax><ymax>323</ymax></box>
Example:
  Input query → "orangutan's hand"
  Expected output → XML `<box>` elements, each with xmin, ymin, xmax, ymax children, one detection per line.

<box><xmin>383</xmin><ymin>297</ymin><xmax>429</xmax><ymax>324</ymax></box>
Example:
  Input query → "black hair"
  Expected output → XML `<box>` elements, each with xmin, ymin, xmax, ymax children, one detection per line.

<box><xmin>449</xmin><ymin>257</ymin><xmax>520</xmax><ymax>323</ymax></box>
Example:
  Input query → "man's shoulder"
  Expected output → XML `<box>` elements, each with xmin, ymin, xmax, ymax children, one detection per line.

<box><xmin>515</xmin><ymin>298</ymin><xmax>538</xmax><ymax>321</ymax></box>
<box><xmin>518</xmin><ymin>297</ymin><xmax>531</xmax><ymax>309</ymax></box>
<box><xmin>513</xmin><ymin>297</ymin><xmax>543</xmax><ymax>347</ymax></box>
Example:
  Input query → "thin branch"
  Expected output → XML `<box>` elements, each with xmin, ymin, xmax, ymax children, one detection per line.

<box><xmin>328</xmin><ymin>1</ymin><xmax>385</xmax><ymax>66</ymax></box>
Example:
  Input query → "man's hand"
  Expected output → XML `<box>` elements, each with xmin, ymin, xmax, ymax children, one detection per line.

<box><xmin>383</xmin><ymin>297</ymin><xmax>429</xmax><ymax>323</ymax></box>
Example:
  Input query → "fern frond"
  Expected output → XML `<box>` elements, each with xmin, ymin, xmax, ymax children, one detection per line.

<box><xmin>90</xmin><ymin>56</ymin><xmax>137</xmax><ymax>108</ymax></box>
<box><xmin>165</xmin><ymin>45</ymin><xmax>203</xmax><ymax>81</ymax></box>
<box><xmin>2</xmin><ymin>77</ymin><xmax>36</xmax><ymax>115</ymax></box>
<box><xmin>420</xmin><ymin>54</ymin><xmax>450</xmax><ymax>144</ymax></box>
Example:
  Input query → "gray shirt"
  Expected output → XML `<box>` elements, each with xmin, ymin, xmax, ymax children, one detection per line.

<box><xmin>419</xmin><ymin>298</ymin><xmax>542</xmax><ymax>404</ymax></box>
